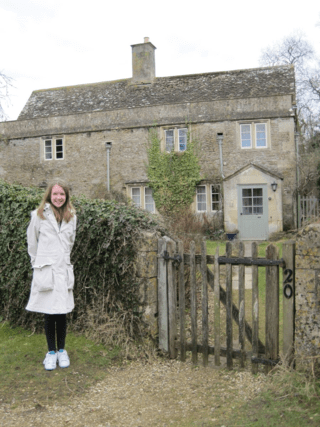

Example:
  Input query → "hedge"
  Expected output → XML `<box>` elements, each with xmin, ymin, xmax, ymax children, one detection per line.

<box><xmin>0</xmin><ymin>180</ymin><xmax>160</xmax><ymax>333</ymax></box>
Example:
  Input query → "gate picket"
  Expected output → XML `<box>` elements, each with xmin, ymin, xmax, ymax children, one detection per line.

<box><xmin>238</xmin><ymin>241</ymin><xmax>245</xmax><ymax>368</ymax></box>
<box><xmin>178</xmin><ymin>240</ymin><xmax>186</xmax><ymax>362</ymax></box>
<box><xmin>251</xmin><ymin>242</ymin><xmax>259</xmax><ymax>374</ymax></box>
<box><xmin>213</xmin><ymin>246</ymin><xmax>220</xmax><ymax>366</ymax></box>
<box><xmin>190</xmin><ymin>241</ymin><xmax>197</xmax><ymax>364</ymax></box>
<box><xmin>226</xmin><ymin>242</ymin><xmax>233</xmax><ymax>369</ymax></box>
<box><xmin>201</xmin><ymin>239</ymin><xmax>209</xmax><ymax>366</ymax></box>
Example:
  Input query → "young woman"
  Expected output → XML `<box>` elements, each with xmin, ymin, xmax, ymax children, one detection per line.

<box><xmin>26</xmin><ymin>179</ymin><xmax>77</xmax><ymax>370</ymax></box>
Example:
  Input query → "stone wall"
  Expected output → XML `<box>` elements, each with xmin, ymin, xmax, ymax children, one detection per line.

<box><xmin>295</xmin><ymin>224</ymin><xmax>320</xmax><ymax>362</ymax></box>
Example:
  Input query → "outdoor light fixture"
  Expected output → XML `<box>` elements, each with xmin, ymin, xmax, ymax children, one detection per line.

<box><xmin>271</xmin><ymin>181</ymin><xmax>278</xmax><ymax>192</ymax></box>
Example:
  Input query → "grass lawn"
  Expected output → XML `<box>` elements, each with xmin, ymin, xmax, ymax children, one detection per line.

<box><xmin>0</xmin><ymin>321</ymin><xmax>121</xmax><ymax>408</ymax></box>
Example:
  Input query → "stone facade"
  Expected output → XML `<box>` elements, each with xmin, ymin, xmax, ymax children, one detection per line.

<box><xmin>295</xmin><ymin>224</ymin><xmax>320</xmax><ymax>361</ymax></box>
<box><xmin>0</xmin><ymin>39</ymin><xmax>297</xmax><ymax>239</ymax></box>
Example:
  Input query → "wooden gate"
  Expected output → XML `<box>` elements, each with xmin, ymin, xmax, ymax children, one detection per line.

<box><xmin>158</xmin><ymin>237</ymin><xmax>295</xmax><ymax>372</ymax></box>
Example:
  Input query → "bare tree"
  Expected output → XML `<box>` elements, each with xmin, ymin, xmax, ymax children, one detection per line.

<box><xmin>260</xmin><ymin>32</ymin><xmax>319</xmax><ymax>136</ymax></box>
<box><xmin>0</xmin><ymin>70</ymin><xmax>13</xmax><ymax>121</ymax></box>
<box><xmin>260</xmin><ymin>32</ymin><xmax>314</xmax><ymax>74</ymax></box>
<box><xmin>260</xmin><ymin>32</ymin><xmax>320</xmax><ymax>196</ymax></box>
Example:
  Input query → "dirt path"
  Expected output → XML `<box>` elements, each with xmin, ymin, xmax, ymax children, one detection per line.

<box><xmin>1</xmin><ymin>358</ymin><xmax>266</xmax><ymax>427</ymax></box>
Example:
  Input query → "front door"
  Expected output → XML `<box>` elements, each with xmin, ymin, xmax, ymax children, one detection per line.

<box><xmin>238</xmin><ymin>185</ymin><xmax>268</xmax><ymax>240</ymax></box>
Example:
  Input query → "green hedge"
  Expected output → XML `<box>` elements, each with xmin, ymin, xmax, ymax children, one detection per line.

<box><xmin>0</xmin><ymin>180</ymin><xmax>159</xmax><ymax>332</ymax></box>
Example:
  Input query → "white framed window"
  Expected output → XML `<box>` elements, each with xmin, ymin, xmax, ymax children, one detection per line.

<box><xmin>44</xmin><ymin>140</ymin><xmax>53</xmax><ymax>160</ymax></box>
<box><xmin>240</xmin><ymin>124</ymin><xmax>252</xmax><ymax>148</ymax></box>
<box><xmin>164</xmin><ymin>127</ymin><xmax>188</xmax><ymax>152</ymax></box>
<box><xmin>131</xmin><ymin>187</ymin><xmax>141</xmax><ymax>208</ymax></box>
<box><xmin>44</xmin><ymin>138</ymin><xmax>64</xmax><ymax>160</ymax></box>
<box><xmin>255</xmin><ymin>123</ymin><xmax>267</xmax><ymax>148</ymax></box>
<box><xmin>130</xmin><ymin>186</ymin><xmax>155</xmax><ymax>213</ymax></box>
<box><xmin>196</xmin><ymin>186</ymin><xmax>207</xmax><ymax>212</ymax></box>
<box><xmin>165</xmin><ymin>130</ymin><xmax>174</xmax><ymax>152</ymax></box>
<box><xmin>145</xmin><ymin>187</ymin><xmax>155</xmax><ymax>213</ymax></box>
<box><xmin>240</xmin><ymin>123</ymin><xmax>268</xmax><ymax>149</ymax></box>
<box><xmin>178</xmin><ymin>128</ymin><xmax>187</xmax><ymax>151</ymax></box>
<box><xmin>211</xmin><ymin>184</ymin><xmax>222</xmax><ymax>211</ymax></box>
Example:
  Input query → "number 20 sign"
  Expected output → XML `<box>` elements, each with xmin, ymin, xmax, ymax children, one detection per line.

<box><xmin>283</xmin><ymin>269</ymin><xmax>293</xmax><ymax>299</ymax></box>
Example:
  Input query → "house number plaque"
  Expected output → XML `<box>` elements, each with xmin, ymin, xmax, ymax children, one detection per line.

<box><xmin>283</xmin><ymin>268</ymin><xmax>293</xmax><ymax>299</ymax></box>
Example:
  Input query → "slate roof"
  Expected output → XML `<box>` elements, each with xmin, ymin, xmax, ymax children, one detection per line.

<box><xmin>18</xmin><ymin>65</ymin><xmax>295</xmax><ymax>120</ymax></box>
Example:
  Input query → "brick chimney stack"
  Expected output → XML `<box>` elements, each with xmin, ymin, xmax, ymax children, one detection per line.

<box><xmin>131</xmin><ymin>38</ymin><xmax>156</xmax><ymax>84</ymax></box>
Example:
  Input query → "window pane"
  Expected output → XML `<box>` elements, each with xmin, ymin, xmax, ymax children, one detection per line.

<box><xmin>132</xmin><ymin>188</ymin><xmax>141</xmax><ymax>207</ymax></box>
<box><xmin>211</xmin><ymin>184</ymin><xmax>221</xmax><ymax>211</ymax></box>
<box><xmin>145</xmin><ymin>188</ymin><xmax>155</xmax><ymax>213</ymax></box>
<box><xmin>243</xmin><ymin>207</ymin><xmax>252</xmax><ymax>215</ymax></box>
<box><xmin>253</xmin><ymin>197</ymin><xmax>263</xmax><ymax>205</ymax></box>
<box><xmin>165</xmin><ymin>130</ymin><xmax>174</xmax><ymax>152</ymax></box>
<box><xmin>197</xmin><ymin>186</ymin><xmax>206</xmax><ymax>211</ymax></box>
<box><xmin>242</xmin><ymin>189</ymin><xmax>252</xmax><ymax>197</ymax></box>
<box><xmin>241</xmin><ymin>124</ymin><xmax>252</xmax><ymax>148</ymax></box>
<box><xmin>45</xmin><ymin>140</ymin><xmax>52</xmax><ymax>160</ymax></box>
<box><xmin>178</xmin><ymin>128</ymin><xmax>187</xmax><ymax>151</ymax></box>
<box><xmin>256</xmin><ymin>123</ymin><xmax>266</xmax><ymax>147</ymax></box>
<box><xmin>253</xmin><ymin>188</ymin><xmax>262</xmax><ymax>197</ymax></box>
<box><xmin>56</xmin><ymin>139</ymin><xmax>63</xmax><ymax>159</ymax></box>
<box><xmin>253</xmin><ymin>206</ymin><xmax>263</xmax><ymax>214</ymax></box>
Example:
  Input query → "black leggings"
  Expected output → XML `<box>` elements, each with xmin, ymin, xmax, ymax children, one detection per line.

<box><xmin>44</xmin><ymin>314</ymin><xmax>67</xmax><ymax>352</ymax></box>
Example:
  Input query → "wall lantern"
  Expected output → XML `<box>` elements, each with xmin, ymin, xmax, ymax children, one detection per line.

<box><xmin>271</xmin><ymin>181</ymin><xmax>278</xmax><ymax>192</ymax></box>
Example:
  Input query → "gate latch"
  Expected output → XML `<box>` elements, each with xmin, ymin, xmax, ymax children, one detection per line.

<box><xmin>162</xmin><ymin>251</ymin><xmax>182</xmax><ymax>265</ymax></box>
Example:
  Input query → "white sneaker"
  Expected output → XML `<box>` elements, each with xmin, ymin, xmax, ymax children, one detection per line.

<box><xmin>57</xmin><ymin>349</ymin><xmax>70</xmax><ymax>368</ymax></box>
<box><xmin>43</xmin><ymin>351</ymin><xmax>58</xmax><ymax>370</ymax></box>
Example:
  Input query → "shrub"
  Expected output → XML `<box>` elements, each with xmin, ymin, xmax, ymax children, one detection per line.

<box><xmin>0</xmin><ymin>180</ymin><xmax>160</xmax><ymax>337</ymax></box>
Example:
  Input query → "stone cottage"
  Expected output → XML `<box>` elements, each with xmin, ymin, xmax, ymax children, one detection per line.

<box><xmin>0</xmin><ymin>38</ymin><xmax>297</xmax><ymax>240</ymax></box>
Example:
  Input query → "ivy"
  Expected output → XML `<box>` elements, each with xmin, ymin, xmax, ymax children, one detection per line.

<box><xmin>0</xmin><ymin>180</ymin><xmax>160</xmax><ymax>333</ymax></box>
<box><xmin>147</xmin><ymin>126</ymin><xmax>201</xmax><ymax>215</ymax></box>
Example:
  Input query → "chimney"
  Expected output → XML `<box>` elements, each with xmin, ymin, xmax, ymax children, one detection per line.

<box><xmin>131</xmin><ymin>38</ymin><xmax>156</xmax><ymax>84</ymax></box>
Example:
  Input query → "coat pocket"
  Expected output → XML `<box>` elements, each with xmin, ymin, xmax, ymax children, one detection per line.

<box><xmin>66</xmin><ymin>264</ymin><xmax>75</xmax><ymax>290</ymax></box>
<box><xmin>33</xmin><ymin>263</ymin><xmax>54</xmax><ymax>292</ymax></box>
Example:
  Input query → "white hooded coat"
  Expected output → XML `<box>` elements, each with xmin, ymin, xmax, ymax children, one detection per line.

<box><xmin>26</xmin><ymin>203</ymin><xmax>77</xmax><ymax>314</ymax></box>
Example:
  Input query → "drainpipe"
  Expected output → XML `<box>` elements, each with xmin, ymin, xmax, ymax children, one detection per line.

<box><xmin>105</xmin><ymin>142</ymin><xmax>112</xmax><ymax>192</ymax></box>
<box><xmin>217</xmin><ymin>133</ymin><xmax>225</xmax><ymax>178</ymax></box>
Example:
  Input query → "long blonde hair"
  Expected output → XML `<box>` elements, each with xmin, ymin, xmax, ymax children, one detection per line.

<box><xmin>37</xmin><ymin>179</ymin><xmax>75</xmax><ymax>223</ymax></box>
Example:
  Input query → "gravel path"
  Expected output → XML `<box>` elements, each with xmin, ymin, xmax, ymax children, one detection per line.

<box><xmin>1</xmin><ymin>358</ymin><xmax>266</xmax><ymax>427</ymax></box>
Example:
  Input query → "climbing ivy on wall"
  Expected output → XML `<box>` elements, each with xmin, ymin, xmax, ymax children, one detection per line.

<box><xmin>147</xmin><ymin>126</ymin><xmax>201</xmax><ymax>215</ymax></box>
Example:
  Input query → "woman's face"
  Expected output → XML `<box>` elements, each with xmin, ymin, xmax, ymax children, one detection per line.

<box><xmin>51</xmin><ymin>184</ymin><xmax>66</xmax><ymax>208</ymax></box>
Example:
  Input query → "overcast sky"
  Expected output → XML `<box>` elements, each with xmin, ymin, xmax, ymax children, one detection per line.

<box><xmin>1</xmin><ymin>0</ymin><xmax>319</xmax><ymax>121</ymax></box>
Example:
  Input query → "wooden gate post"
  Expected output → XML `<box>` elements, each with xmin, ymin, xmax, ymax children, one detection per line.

<box><xmin>265</xmin><ymin>244</ymin><xmax>279</xmax><ymax>373</ymax></box>
<box><xmin>158</xmin><ymin>237</ymin><xmax>169</xmax><ymax>352</ymax></box>
<box><xmin>282</xmin><ymin>241</ymin><xmax>295</xmax><ymax>364</ymax></box>
<box><xmin>157</xmin><ymin>236</ymin><xmax>177</xmax><ymax>358</ymax></box>
<box><xmin>167</xmin><ymin>239</ymin><xmax>177</xmax><ymax>359</ymax></box>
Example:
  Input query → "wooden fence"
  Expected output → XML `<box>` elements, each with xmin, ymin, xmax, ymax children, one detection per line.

<box><xmin>158</xmin><ymin>238</ymin><xmax>295</xmax><ymax>372</ymax></box>
<box><xmin>299</xmin><ymin>196</ymin><xmax>320</xmax><ymax>227</ymax></box>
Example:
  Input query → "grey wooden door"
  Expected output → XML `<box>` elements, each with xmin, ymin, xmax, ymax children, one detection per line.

<box><xmin>238</xmin><ymin>185</ymin><xmax>268</xmax><ymax>240</ymax></box>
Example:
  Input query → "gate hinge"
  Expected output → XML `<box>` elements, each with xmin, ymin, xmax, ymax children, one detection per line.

<box><xmin>162</xmin><ymin>251</ymin><xmax>182</xmax><ymax>265</ymax></box>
